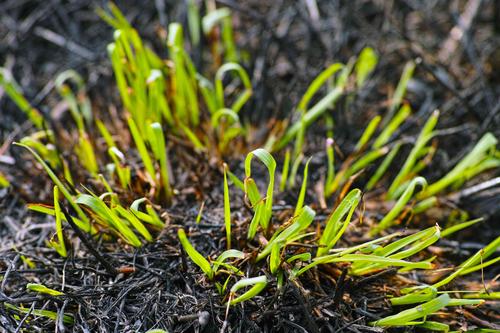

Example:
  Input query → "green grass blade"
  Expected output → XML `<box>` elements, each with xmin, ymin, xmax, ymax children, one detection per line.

<box><xmin>355</xmin><ymin>47</ymin><xmax>378</xmax><ymax>87</ymax></box>
<box><xmin>294</xmin><ymin>157</ymin><xmax>311</xmax><ymax>215</ymax></box>
<box><xmin>355</xmin><ymin>115</ymin><xmax>381</xmax><ymax>151</ymax></box>
<box><xmin>178</xmin><ymin>228</ymin><xmax>213</xmax><ymax>279</ymax></box>
<box><xmin>223</xmin><ymin>163</ymin><xmax>231</xmax><ymax>249</ymax></box>
<box><xmin>317</xmin><ymin>189</ymin><xmax>362</xmax><ymax>256</ymax></box>
<box><xmin>371</xmin><ymin>294</ymin><xmax>450</xmax><ymax>327</ymax></box>
<box><xmin>422</xmin><ymin>133</ymin><xmax>498</xmax><ymax>198</ymax></box>
<box><xmin>372</xmin><ymin>177</ymin><xmax>427</xmax><ymax>235</ymax></box>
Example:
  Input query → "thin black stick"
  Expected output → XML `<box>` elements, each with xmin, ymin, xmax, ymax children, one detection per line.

<box><xmin>61</xmin><ymin>205</ymin><xmax>117</xmax><ymax>276</ymax></box>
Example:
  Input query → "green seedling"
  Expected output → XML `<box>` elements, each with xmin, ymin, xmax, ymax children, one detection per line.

<box><xmin>245</xmin><ymin>148</ymin><xmax>276</xmax><ymax>239</ymax></box>
<box><xmin>26</xmin><ymin>283</ymin><xmax>64</xmax><ymax>296</ymax></box>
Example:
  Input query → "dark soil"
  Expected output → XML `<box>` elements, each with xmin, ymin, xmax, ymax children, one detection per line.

<box><xmin>1</xmin><ymin>1</ymin><xmax>499</xmax><ymax>332</ymax></box>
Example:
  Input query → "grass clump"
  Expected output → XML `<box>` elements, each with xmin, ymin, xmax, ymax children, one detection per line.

<box><xmin>1</xmin><ymin>2</ymin><xmax>498</xmax><ymax>331</ymax></box>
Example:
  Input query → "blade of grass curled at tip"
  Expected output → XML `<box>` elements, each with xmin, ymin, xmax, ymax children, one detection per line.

<box><xmin>317</xmin><ymin>189</ymin><xmax>362</xmax><ymax>257</ymax></box>
<box><xmin>0</xmin><ymin>68</ymin><xmax>44</xmax><ymax>128</ymax></box>
<box><xmin>14</xmin><ymin>143</ymin><xmax>89</xmax><ymax>226</ymax></box>
<box><xmin>371</xmin><ymin>293</ymin><xmax>450</xmax><ymax>327</ymax></box>
<box><xmin>4</xmin><ymin>303</ymin><xmax>74</xmax><ymax>325</ymax></box>
<box><xmin>382</xmin><ymin>60</ymin><xmax>416</xmax><ymax>127</ymax></box>
<box><xmin>387</xmin><ymin>110</ymin><xmax>439</xmax><ymax>199</ymax></box>
<box><xmin>223</xmin><ymin>163</ymin><xmax>231</xmax><ymax>249</ymax></box>
<box><xmin>202</xmin><ymin>7</ymin><xmax>231</xmax><ymax>34</ymax></box>
<box><xmin>372</xmin><ymin>177</ymin><xmax>427</xmax><ymax>235</ymax></box>
<box><xmin>215</xmin><ymin>63</ymin><xmax>252</xmax><ymax>113</ymax></box>
<box><xmin>355</xmin><ymin>116</ymin><xmax>381</xmax><ymax>151</ymax></box>
<box><xmin>211</xmin><ymin>108</ymin><xmax>240</xmax><ymax>128</ymax></box>
<box><xmin>229</xmin><ymin>276</ymin><xmax>267</xmax><ymax>305</ymax></box>
<box><xmin>280</xmin><ymin>149</ymin><xmax>291</xmax><ymax>192</ymax></box>
<box><xmin>245</xmin><ymin>148</ymin><xmax>276</xmax><ymax>231</ymax></box>
<box><xmin>294</xmin><ymin>157</ymin><xmax>311</xmax><ymax>216</ymax></box>
<box><xmin>287</xmin><ymin>252</ymin><xmax>312</xmax><ymax>264</ymax></box>
<box><xmin>366</xmin><ymin>142</ymin><xmax>402</xmax><ymax>190</ymax></box>
<box><xmin>433</xmin><ymin>235</ymin><xmax>500</xmax><ymax>289</ymax></box>
<box><xmin>76</xmin><ymin>194</ymin><xmax>142</xmax><ymax>247</ymax></box>
<box><xmin>212</xmin><ymin>249</ymin><xmax>244</xmax><ymax>274</ymax></box>
<box><xmin>373</xmin><ymin>104</ymin><xmax>411</xmax><ymax>149</ymax></box>
<box><xmin>355</xmin><ymin>47</ymin><xmax>378</xmax><ymax>87</ymax></box>
<box><xmin>26</xmin><ymin>283</ymin><xmax>64</xmax><ymax>296</ymax></box>
<box><xmin>421</xmin><ymin>133</ymin><xmax>498</xmax><ymax>198</ymax></box>
<box><xmin>178</xmin><ymin>228</ymin><xmax>213</xmax><ymax>280</ymax></box>
<box><xmin>441</xmin><ymin>218</ymin><xmax>483</xmax><ymax>238</ymax></box>
<box><xmin>257</xmin><ymin>206</ymin><xmax>316</xmax><ymax>261</ymax></box>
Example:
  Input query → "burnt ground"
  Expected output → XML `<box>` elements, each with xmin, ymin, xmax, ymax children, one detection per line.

<box><xmin>1</xmin><ymin>0</ymin><xmax>500</xmax><ymax>332</ymax></box>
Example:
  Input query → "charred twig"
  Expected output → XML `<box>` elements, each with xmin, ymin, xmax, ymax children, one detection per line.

<box><xmin>61</xmin><ymin>206</ymin><xmax>117</xmax><ymax>276</ymax></box>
